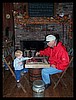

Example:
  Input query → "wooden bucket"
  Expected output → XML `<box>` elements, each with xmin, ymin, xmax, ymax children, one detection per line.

<box><xmin>29</xmin><ymin>68</ymin><xmax>42</xmax><ymax>85</ymax></box>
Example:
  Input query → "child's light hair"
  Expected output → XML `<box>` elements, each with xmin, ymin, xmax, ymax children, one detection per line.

<box><xmin>15</xmin><ymin>50</ymin><xmax>23</xmax><ymax>57</ymax></box>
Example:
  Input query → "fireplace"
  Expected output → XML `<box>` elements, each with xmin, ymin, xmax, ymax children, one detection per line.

<box><xmin>20</xmin><ymin>40</ymin><xmax>46</xmax><ymax>57</ymax></box>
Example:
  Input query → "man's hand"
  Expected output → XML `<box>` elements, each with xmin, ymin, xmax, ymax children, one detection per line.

<box><xmin>51</xmin><ymin>64</ymin><xmax>56</xmax><ymax>68</ymax></box>
<box><xmin>35</xmin><ymin>52</ymin><xmax>40</xmax><ymax>56</ymax></box>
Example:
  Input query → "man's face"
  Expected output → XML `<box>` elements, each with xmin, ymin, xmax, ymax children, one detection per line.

<box><xmin>47</xmin><ymin>40</ymin><xmax>56</xmax><ymax>48</ymax></box>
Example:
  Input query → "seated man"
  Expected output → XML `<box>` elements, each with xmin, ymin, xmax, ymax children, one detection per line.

<box><xmin>36</xmin><ymin>34</ymin><xmax>69</xmax><ymax>89</ymax></box>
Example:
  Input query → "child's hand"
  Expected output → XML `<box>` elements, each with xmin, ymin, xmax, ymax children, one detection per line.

<box><xmin>30</xmin><ymin>57</ymin><xmax>33</xmax><ymax>59</ymax></box>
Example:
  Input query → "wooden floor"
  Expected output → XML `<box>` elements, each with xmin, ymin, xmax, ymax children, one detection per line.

<box><xmin>3</xmin><ymin>67</ymin><xmax>73</xmax><ymax>98</ymax></box>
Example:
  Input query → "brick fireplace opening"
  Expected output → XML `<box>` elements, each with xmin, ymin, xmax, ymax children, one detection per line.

<box><xmin>20</xmin><ymin>40</ymin><xmax>46</xmax><ymax>57</ymax></box>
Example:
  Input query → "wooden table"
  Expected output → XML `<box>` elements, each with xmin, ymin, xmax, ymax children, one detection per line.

<box><xmin>25</xmin><ymin>57</ymin><xmax>50</xmax><ymax>85</ymax></box>
<box><xmin>25</xmin><ymin>57</ymin><xmax>50</xmax><ymax>68</ymax></box>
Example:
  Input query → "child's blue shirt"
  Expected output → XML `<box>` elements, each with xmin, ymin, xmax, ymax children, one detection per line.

<box><xmin>13</xmin><ymin>57</ymin><xmax>30</xmax><ymax>70</ymax></box>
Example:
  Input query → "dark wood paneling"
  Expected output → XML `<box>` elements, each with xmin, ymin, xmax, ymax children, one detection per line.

<box><xmin>3</xmin><ymin>3</ymin><xmax>14</xmax><ymax>31</ymax></box>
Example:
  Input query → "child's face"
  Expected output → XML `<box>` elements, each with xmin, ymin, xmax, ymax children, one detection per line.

<box><xmin>17</xmin><ymin>54</ymin><xmax>22</xmax><ymax>59</ymax></box>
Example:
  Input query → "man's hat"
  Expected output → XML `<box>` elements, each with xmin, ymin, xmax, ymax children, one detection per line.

<box><xmin>44</xmin><ymin>35</ymin><xmax>56</xmax><ymax>44</ymax></box>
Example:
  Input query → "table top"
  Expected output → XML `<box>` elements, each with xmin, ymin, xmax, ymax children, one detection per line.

<box><xmin>25</xmin><ymin>57</ymin><xmax>50</xmax><ymax>68</ymax></box>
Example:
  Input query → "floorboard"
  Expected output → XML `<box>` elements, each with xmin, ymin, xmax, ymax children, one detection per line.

<box><xmin>2</xmin><ymin>67</ymin><xmax>73</xmax><ymax>97</ymax></box>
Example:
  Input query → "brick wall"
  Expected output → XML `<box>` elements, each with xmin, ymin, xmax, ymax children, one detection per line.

<box><xmin>13</xmin><ymin>2</ymin><xmax>73</xmax><ymax>51</ymax></box>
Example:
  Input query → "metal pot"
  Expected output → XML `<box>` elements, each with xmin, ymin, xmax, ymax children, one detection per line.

<box><xmin>32</xmin><ymin>80</ymin><xmax>45</xmax><ymax>97</ymax></box>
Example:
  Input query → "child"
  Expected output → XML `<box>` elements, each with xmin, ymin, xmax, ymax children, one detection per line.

<box><xmin>13</xmin><ymin>50</ymin><xmax>32</xmax><ymax>88</ymax></box>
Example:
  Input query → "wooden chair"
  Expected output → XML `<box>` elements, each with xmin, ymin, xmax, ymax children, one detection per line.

<box><xmin>3</xmin><ymin>54</ymin><xmax>29</xmax><ymax>94</ymax></box>
<box><xmin>51</xmin><ymin>56</ymin><xmax>73</xmax><ymax>89</ymax></box>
